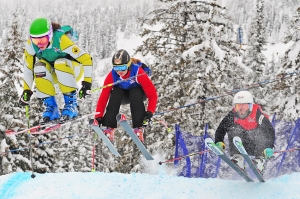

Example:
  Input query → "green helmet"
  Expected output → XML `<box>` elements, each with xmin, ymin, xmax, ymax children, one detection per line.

<box><xmin>29</xmin><ymin>18</ymin><xmax>53</xmax><ymax>39</ymax></box>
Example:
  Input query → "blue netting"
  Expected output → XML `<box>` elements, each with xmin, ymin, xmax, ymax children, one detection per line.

<box><xmin>267</xmin><ymin>114</ymin><xmax>300</xmax><ymax>178</ymax></box>
<box><xmin>174</xmin><ymin>124</ymin><xmax>220</xmax><ymax>178</ymax></box>
<box><xmin>174</xmin><ymin>114</ymin><xmax>300</xmax><ymax>179</ymax></box>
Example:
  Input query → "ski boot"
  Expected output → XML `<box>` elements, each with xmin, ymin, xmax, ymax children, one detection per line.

<box><xmin>231</xmin><ymin>154</ymin><xmax>245</xmax><ymax>170</ymax></box>
<box><xmin>40</xmin><ymin>96</ymin><xmax>60</xmax><ymax>125</ymax></box>
<box><xmin>102</xmin><ymin>127</ymin><xmax>115</xmax><ymax>142</ymax></box>
<box><xmin>60</xmin><ymin>91</ymin><xmax>79</xmax><ymax>123</ymax></box>
<box><xmin>134</xmin><ymin>127</ymin><xmax>144</xmax><ymax>143</ymax></box>
<box><xmin>252</xmin><ymin>156</ymin><xmax>265</xmax><ymax>173</ymax></box>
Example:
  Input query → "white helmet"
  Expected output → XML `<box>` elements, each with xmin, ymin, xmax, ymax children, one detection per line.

<box><xmin>233</xmin><ymin>91</ymin><xmax>253</xmax><ymax>104</ymax></box>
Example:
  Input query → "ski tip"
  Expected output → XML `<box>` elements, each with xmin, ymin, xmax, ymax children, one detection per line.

<box><xmin>233</xmin><ymin>136</ymin><xmax>242</xmax><ymax>142</ymax></box>
<box><xmin>116</xmin><ymin>114</ymin><xmax>127</xmax><ymax>122</ymax></box>
<box><xmin>5</xmin><ymin>129</ymin><xmax>15</xmax><ymax>136</ymax></box>
<box><xmin>204</xmin><ymin>137</ymin><xmax>214</xmax><ymax>144</ymax></box>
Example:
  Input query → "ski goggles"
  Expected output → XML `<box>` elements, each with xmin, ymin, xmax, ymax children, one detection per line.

<box><xmin>235</xmin><ymin>103</ymin><xmax>252</xmax><ymax>109</ymax></box>
<box><xmin>113</xmin><ymin>64</ymin><xmax>128</xmax><ymax>71</ymax></box>
<box><xmin>30</xmin><ymin>35</ymin><xmax>50</xmax><ymax>46</ymax></box>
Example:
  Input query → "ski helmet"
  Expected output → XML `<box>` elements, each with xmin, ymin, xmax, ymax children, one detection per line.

<box><xmin>29</xmin><ymin>18</ymin><xmax>53</xmax><ymax>41</ymax></box>
<box><xmin>112</xmin><ymin>49</ymin><xmax>131</xmax><ymax>66</ymax></box>
<box><xmin>233</xmin><ymin>91</ymin><xmax>253</xmax><ymax>104</ymax></box>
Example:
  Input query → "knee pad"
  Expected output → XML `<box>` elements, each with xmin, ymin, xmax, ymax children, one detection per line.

<box><xmin>34</xmin><ymin>62</ymin><xmax>47</xmax><ymax>78</ymax></box>
<box><xmin>34</xmin><ymin>61</ymin><xmax>56</xmax><ymax>98</ymax></box>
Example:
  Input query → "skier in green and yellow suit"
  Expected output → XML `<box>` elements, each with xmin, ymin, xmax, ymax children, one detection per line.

<box><xmin>19</xmin><ymin>18</ymin><xmax>93</xmax><ymax>124</ymax></box>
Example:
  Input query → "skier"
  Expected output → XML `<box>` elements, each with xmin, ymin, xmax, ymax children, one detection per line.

<box><xmin>214</xmin><ymin>91</ymin><xmax>275</xmax><ymax>172</ymax></box>
<box><xmin>94</xmin><ymin>49</ymin><xmax>158</xmax><ymax>142</ymax></box>
<box><xmin>18</xmin><ymin>18</ymin><xmax>93</xmax><ymax>124</ymax></box>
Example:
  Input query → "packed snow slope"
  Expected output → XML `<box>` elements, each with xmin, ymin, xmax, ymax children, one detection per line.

<box><xmin>0</xmin><ymin>170</ymin><xmax>299</xmax><ymax>199</ymax></box>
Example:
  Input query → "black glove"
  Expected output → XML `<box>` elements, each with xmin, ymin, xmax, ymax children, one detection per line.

<box><xmin>79</xmin><ymin>81</ymin><xmax>92</xmax><ymax>99</ymax></box>
<box><xmin>95</xmin><ymin>117</ymin><xmax>103</xmax><ymax>127</ymax></box>
<box><xmin>19</xmin><ymin>90</ymin><xmax>33</xmax><ymax>106</ymax></box>
<box><xmin>142</xmin><ymin>111</ymin><xmax>153</xmax><ymax>127</ymax></box>
<box><xmin>89</xmin><ymin>117</ymin><xmax>103</xmax><ymax>127</ymax></box>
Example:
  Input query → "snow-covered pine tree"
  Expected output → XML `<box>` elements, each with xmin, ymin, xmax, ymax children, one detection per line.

<box><xmin>241</xmin><ymin>0</ymin><xmax>274</xmax><ymax>115</ymax></box>
<box><xmin>0</xmin><ymin>9</ymin><xmax>35</xmax><ymax>174</ymax></box>
<box><xmin>272</xmin><ymin>7</ymin><xmax>300</xmax><ymax>121</ymax></box>
<box><xmin>223</xmin><ymin>0</ymin><xmax>300</xmax><ymax>44</ymax></box>
<box><xmin>136</xmin><ymin>0</ymin><xmax>248</xmax><ymax>165</ymax></box>
<box><xmin>243</xmin><ymin>0</ymin><xmax>267</xmax><ymax>75</ymax></box>
<box><xmin>0</xmin><ymin>11</ymin><xmax>24</xmax><ymax>130</ymax></box>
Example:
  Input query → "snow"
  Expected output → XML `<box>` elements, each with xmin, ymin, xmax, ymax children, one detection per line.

<box><xmin>116</xmin><ymin>31</ymin><xmax>143</xmax><ymax>56</ymax></box>
<box><xmin>288</xmin><ymin>40</ymin><xmax>300</xmax><ymax>64</ymax></box>
<box><xmin>262</xmin><ymin>41</ymin><xmax>294</xmax><ymax>63</ymax></box>
<box><xmin>0</xmin><ymin>170</ymin><xmax>300</xmax><ymax>199</ymax></box>
<box><xmin>0</xmin><ymin>124</ymin><xmax>5</xmax><ymax>132</ymax></box>
<box><xmin>182</xmin><ymin>40</ymin><xmax>210</xmax><ymax>59</ymax></box>
<box><xmin>212</xmin><ymin>39</ymin><xmax>226</xmax><ymax>62</ymax></box>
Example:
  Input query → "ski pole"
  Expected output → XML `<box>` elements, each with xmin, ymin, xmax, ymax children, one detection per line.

<box><xmin>86</xmin><ymin>73</ymin><xmax>147</xmax><ymax>94</ymax></box>
<box><xmin>152</xmin><ymin>120</ymin><xmax>172</xmax><ymax>132</ymax></box>
<box><xmin>158</xmin><ymin>149</ymin><xmax>209</xmax><ymax>165</ymax></box>
<box><xmin>154</xmin><ymin>71</ymin><xmax>300</xmax><ymax>116</ymax></box>
<box><xmin>6</xmin><ymin>112</ymin><xmax>100</xmax><ymax>136</ymax></box>
<box><xmin>25</xmin><ymin>103</ymin><xmax>36</xmax><ymax>178</ymax></box>
<box><xmin>91</xmin><ymin>133</ymin><xmax>98</xmax><ymax>172</ymax></box>
<box><xmin>274</xmin><ymin>147</ymin><xmax>300</xmax><ymax>154</ymax></box>
<box><xmin>128</xmin><ymin>118</ymin><xmax>172</xmax><ymax>132</ymax></box>
<box><xmin>1</xmin><ymin>130</ymin><xmax>92</xmax><ymax>156</ymax></box>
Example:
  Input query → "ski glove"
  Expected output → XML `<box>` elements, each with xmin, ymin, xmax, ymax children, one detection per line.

<box><xmin>216</xmin><ymin>142</ymin><xmax>225</xmax><ymax>152</ymax></box>
<box><xmin>263</xmin><ymin>148</ymin><xmax>274</xmax><ymax>159</ymax></box>
<box><xmin>19</xmin><ymin>90</ymin><xmax>33</xmax><ymax>106</ymax></box>
<box><xmin>142</xmin><ymin>111</ymin><xmax>153</xmax><ymax>127</ymax></box>
<box><xmin>79</xmin><ymin>81</ymin><xmax>92</xmax><ymax>99</ymax></box>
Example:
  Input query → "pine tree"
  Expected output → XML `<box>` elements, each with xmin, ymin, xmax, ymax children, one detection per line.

<box><xmin>241</xmin><ymin>0</ymin><xmax>274</xmax><ymax>116</ymax></box>
<box><xmin>0</xmin><ymin>9</ymin><xmax>33</xmax><ymax>174</ymax></box>
<box><xmin>272</xmin><ymin>7</ymin><xmax>300</xmax><ymax>121</ymax></box>
<box><xmin>223</xmin><ymin>0</ymin><xmax>298</xmax><ymax>44</ymax></box>
<box><xmin>136</xmin><ymin>0</ymin><xmax>247</xmax><ymax>164</ymax></box>
<box><xmin>243</xmin><ymin>0</ymin><xmax>267</xmax><ymax>75</ymax></box>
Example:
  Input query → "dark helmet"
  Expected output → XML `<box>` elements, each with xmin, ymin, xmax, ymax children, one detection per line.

<box><xmin>112</xmin><ymin>49</ymin><xmax>131</xmax><ymax>66</ymax></box>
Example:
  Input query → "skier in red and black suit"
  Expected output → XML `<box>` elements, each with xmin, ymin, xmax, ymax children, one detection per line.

<box><xmin>94</xmin><ymin>49</ymin><xmax>158</xmax><ymax>143</ymax></box>
<box><xmin>214</xmin><ymin>91</ymin><xmax>275</xmax><ymax>172</ymax></box>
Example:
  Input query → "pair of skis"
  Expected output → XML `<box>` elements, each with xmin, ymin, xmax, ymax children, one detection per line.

<box><xmin>205</xmin><ymin>136</ymin><xmax>265</xmax><ymax>182</ymax></box>
<box><xmin>90</xmin><ymin>113</ymin><xmax>154</xmax><ymax>161</ymax></box>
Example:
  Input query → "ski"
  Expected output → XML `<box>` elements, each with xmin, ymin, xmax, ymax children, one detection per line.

<box><xmin>116</xmin><ymin>113</ymin><xmax>154</xmax><ymax>160</ymax></box>
<box><xmin>233</xmin><ymin>136</ymin><xmax>265</xmax><ymax>182</ymax></box>
<box><xmin>205</xmin><ymin>137</ymin><xmax>254</xmax><ymax>182</ymax></box>
<box><xmin>89</xmin><ymin>119</ymin><xmax>121</xmax><ymax>157</ymax></box>
<box><xmin>6</xmin><ymin>112</ymin><xmax>99</xmax><ymax>136</ymax></box>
